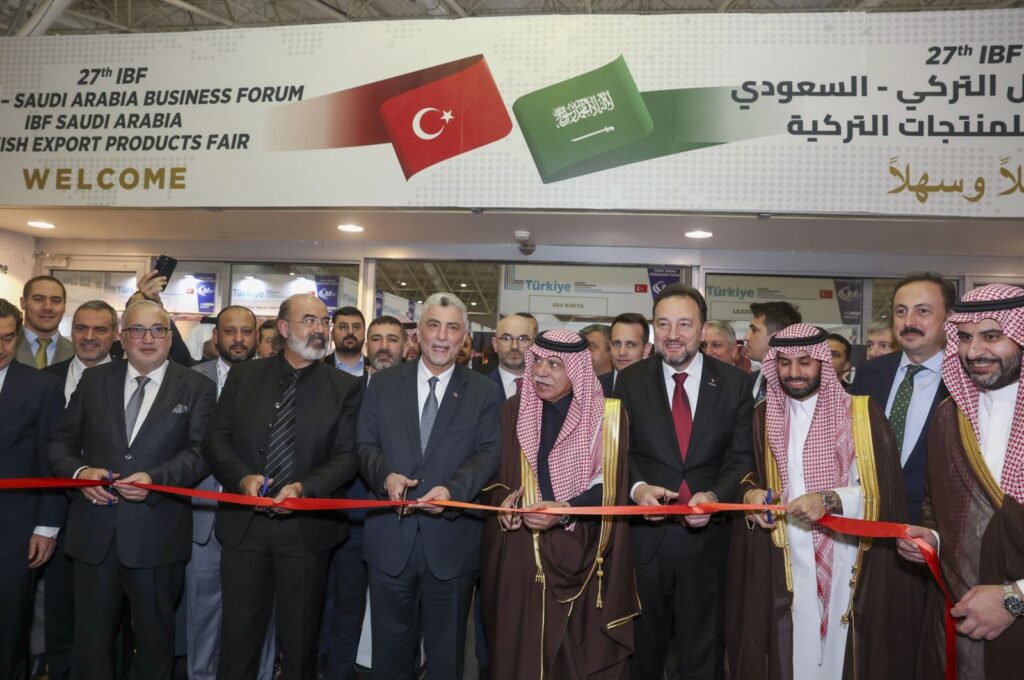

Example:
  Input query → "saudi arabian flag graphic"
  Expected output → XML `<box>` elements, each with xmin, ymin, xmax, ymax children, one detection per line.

<box><xmin>514</xmin><ymin>56</ymin><xmax>788</xmax><ymax>183</ymax></box>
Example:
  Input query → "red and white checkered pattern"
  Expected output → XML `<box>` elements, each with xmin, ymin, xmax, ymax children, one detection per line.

<box><xmin>516</xmin><ymin>329</ymin><xmax>605</xmax><ymax>504</ymax></box>
<box><xmin>943</xmin><ymin>283</ymin><xmax>1024</xmax><ymax>503</ymax></box>
<box><xmin>760</xmin><ymin>323</ymin><xmax>854</xmax><ymax>643</ymax></box>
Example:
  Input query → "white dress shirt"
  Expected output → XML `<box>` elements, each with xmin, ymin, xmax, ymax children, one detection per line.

<box><xmin>630</xmin><ymin>353</ymin><xmax>704</xmax><ymax>500</ymax></box>
<box><xmin>417</xmin><ymin>360</ymin><xmax>455</xmax><ymax>418</ymax></box>
<box><xmin>497</xmin><ymin>366</ymin><xmax>521</xmax><ymax>400</ymax></box>
<box><xmin>884</xmin><ymin>350</ymin><xmax>945</xmax><ymax>467</ymax></box>
<box><xmin>784</xmin><ymin>392</ymin><xmax>863</xmax><ymax>679</ymax></box>
<box><xmin>0</xmin><ymin>364</ymin><xmax>7</xmax><ymax>392</ymax></box>
<box><xmin>215</xmin><ymin>357</ymin><xmax>231</xmax><ymax>398</ymax></box>
<box><xmin>64</xmin><ymin>354</ymin><xmax>112</xmax><ymax>405</ymax></box>
<box><xmin>125</xmin><ymin>360</ymin><xmax>169</xmax><ymax>445</ymax></box>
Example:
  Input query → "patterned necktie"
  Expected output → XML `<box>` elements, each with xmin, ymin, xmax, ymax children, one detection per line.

<box><xmin>34</xmin><ymin>337</ymin><xmax>51</xmax><ymax>369</ymax></box>
<box><xmin>420</xmin><ymin>376</ymin><xmax>439</xmax><ymax>455</ymax></box>
<box><xmin>889</xmin><ymin>364</ymin><xmax>927</xmax><ymax>455</ymax></box>
<box><xmin>265</xmin><ymin>370</ymin><xmax>299</xmax><ymax>497</ymax></box>
<box><xmin>671</xmin><ymin>372</ymin><xmax>693</xmax><ymax>503</ymax></box>
<box><xmin>124</xmin><ymin>376</ymin><xmax>150</xmax><ymax>442</ymax></box>
<box><xmin>513</xmin><ymin>377</ymin><xmax>522</xmax><ymax>395</ymax></box>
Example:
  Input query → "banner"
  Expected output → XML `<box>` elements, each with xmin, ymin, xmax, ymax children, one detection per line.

<box><xmin>1</xmin><ymin>10</ymin><xmax>1023</xmax><ymax>216</ymax></box>
<box><xmin>194</xmin><ymin>273</ymin><xmax>217</xmax><ymax>314</ymax></box>
<box><xmin>500</xmin><ymin>264</ymin><xmax>678</xmax><ymax>318</ymax></box>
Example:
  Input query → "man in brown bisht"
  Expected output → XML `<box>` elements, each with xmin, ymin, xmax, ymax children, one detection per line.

<box><xmin>900</xmin><ymin>283</ymin><xmax>1024</xmax><ymax>680</ymax></box>
<box><xmin>481</xmin><ymin>328</ymin><xmax>639</xmax><ymax>680</ymax></box>
<box><xmin>725</xmin><ymin>323</ymin><xmax>919</xmax><ymax>680</ymax></box>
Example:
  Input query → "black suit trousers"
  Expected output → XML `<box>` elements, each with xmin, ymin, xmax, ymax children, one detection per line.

<box><xmin>631</xmin><ymin>522</ymin><xmax>725</xmax><ymax>680</ymax></box>
<box><xmin>72</xmin><ymin>543</ymin><xmax>183</xmax><ymax>680</ymax></box>
<box><xmin>0</xmin><ymin>552</ymin><xmax>34</xmax><ymax>680</ymax></box>
<box><xmin>44</xmin><ymin>532</ymin><xmax>75</xmax><ymax>680</ymax></box>
<box><xmin>218</xmin><ymin>513</ymin><xmax>330</xmax><ymax>680</ymax></box>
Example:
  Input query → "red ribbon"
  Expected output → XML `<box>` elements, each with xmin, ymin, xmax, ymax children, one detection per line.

<box><xmin>3</xmin><ymin>477</ymin><xmax>956</xmax><ymax>675</ymax></box>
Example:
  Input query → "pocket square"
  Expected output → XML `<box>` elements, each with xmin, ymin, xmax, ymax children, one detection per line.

<box><xmin>172</xmin><ymin>403</ymin><xmax>189</xmax><ymax>414</ymax></box>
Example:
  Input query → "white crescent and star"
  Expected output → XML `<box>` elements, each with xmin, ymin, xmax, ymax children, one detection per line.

<box><xmin>412</xmin><ymin>107</ymin><xmax>454</xmax><ymax>141</ymax></box>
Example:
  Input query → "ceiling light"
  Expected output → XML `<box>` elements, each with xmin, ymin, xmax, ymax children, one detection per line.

<box><xmin>459</xmin><ymin>282</ymin><xmax>467</xmax><ymax>288</ymax></box>
<box><xmin>289</xmin><ymin>272</ymin><xmax>296</xmax><ymax>276</ymax></box>
<box><xmin>470</xmin><ymin>301</ymin><xmax>477</xmax><ymax>306</ymax></box>
<box><xmin>27</xmin><ymin>221</ymin><xmax>55</xmax><ymax>230</ymax></box>
<box><xmin>244</xmin><ymin>275</ymin><xmax>255</xmax><ymax>280</ymax></box>
<box><xmin>685</xmin><ymin>230</ymin><xmax>713</xmax><ymax>239</ymax></box>
<box><xmin>400</xmin><ymin>281</ymin><xmax>407</xmax><ymax>286</ymax></box>
<box><xmin>337</xmin><ymin>224</ymin><xmax>364</xmax><ymax>233</ymax></box>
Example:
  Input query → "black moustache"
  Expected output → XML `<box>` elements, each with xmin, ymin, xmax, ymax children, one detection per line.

<box><xmin>900</xmin><ymin>327</ymin><xmax>924</xmax><ymax>337</ymax></box>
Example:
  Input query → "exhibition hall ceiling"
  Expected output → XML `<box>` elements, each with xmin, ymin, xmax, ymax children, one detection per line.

<box><xmin>0</xmin><ymin>0</ymin><xmax>1014</xmax><ymax>36</ymax></box>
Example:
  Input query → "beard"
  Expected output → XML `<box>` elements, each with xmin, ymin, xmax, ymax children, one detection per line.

<box><xmin>961</xmin><ymin>346</ymin><xmax>1023</xmax><ymax>390</ymax></box>
<box><xmin>336</xmin><ymin>335</ymin><xmax>364</xmax><ymax>357</ymax></box>
<box><xmin>661</xmin><ymin>346</ymin><xmax>697</xmax><ymax>369</ymax></box>
<box><xmin>288</xmin><ymin>331</ymin><xmax>330</xmax><ymax>362</ymax></box>
<box><xmin>218</xmin><ymin>342</ymin><xmax>254</xmax><ymax>364</ymax></box>
<box><xmin>370</xmin><ymin>351</ymin><xmax>399</xmax><ymax>372</ymax></box>
<box><xmin>781</xmin><ymin>374</ymin><xmax>821</xmax><ymax>400</ymax></box>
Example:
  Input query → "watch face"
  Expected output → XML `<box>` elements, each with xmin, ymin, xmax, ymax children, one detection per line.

<box><xmin>1007</xmin><ymin>596</ymin><xmax>1024</xmax><ymax>618</ymax></box>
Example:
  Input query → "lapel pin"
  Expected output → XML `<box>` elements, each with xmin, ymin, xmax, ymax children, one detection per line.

<box><xmin>453</xmin><ymin>391</ymin><xmax>460</xmax><ymax>399</ymax></box>
<box><xmin>708</xmin><ymin>378</ymin><xmax>718</xmax><ymax>387</ymax></box>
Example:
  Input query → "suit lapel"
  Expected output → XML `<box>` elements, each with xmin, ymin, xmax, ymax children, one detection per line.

<box><xmin>688</xmin><ymin>358</ymin><xmax>722</xmax><ymax>466</ymax></box>
<box><xmin>644</xmin><ymin>358</ymin><xmax>682</xmax><ymax>469</ymax></box>
<box><xmin>106</xmin><ymin>361</ymin><xmax>130</xmax><ymax>448</ymax></box>
<box><xmin>131</xmin><ymin>363</ymin><xmax>182</xmax><ymax>447</ymax></box>
<box><xmin>422</xmin><ymin>365</ymin><xmax>467</xmax><ymax>462</ymax></box>
<box><xmin>402</xmin><ymin>362</ymin><xmax>423</xmax><ymax>461</ymax></box>
<box><xmin>875</xmin><ymin>353</ymin><xmax>901</xmax><ymax>408</ymax></box>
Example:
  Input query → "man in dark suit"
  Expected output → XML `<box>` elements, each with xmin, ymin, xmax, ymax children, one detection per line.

<box><xmin>603</xmin><ymin>312</ymin><xmax>652</xmax><ymax>396</ymax></box>
<box><xmin>487</xmin><ymin>313</ymin><xmax>534</xmax><ymax>403</ymax></box>
<box><xmin>188</xmin><ymin>305</ymin><xmax>277</xmax><ymax>680</ymax></box>
<box><xmin>851</xmin><ymin>272</ymin><xmax>954</xmax><ymax>523</ymax></box>
<box><xmin>328</xmin><ymin>306</ymin><xmax>368</xmax><ymax>377</ymax></box>
<box><xmin>43</xmin><ymin>299</ymin><xmax>119</xmax><ymax>680</ymax></box>
<box><xmin>615</xmin><ymin>283</ymin><xmax>754</xmax><ymax>680</ymax></box>
<box><xmin>0</xmin><ymin>299</ymin><xmax>64</xmax><ymax>680</ymax></box>
<box><xmin>47</xmin><ymin>299</ymin><xmax>216</xmax><ymax>680</ymax></box>
<box><xmin>203</xmin><ymin>293</ymin><xmax>361</xmax><ymax>680</ymax></box>
<box><xmin>358</xmin><ymin>292</ymin><xmax>500</xmax><ymax>680</ymax></box>
<box><xmin>15</xmin><ymin>275</ymin><xmax>74</xmax><ymax>368</ymax></box>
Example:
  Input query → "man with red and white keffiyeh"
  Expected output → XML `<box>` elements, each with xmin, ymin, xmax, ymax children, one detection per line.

<box><xmin>726</xmin><ymin>323</ymin><xmax>920</xmax><ymax>680</ymax></box>
<box><xmin>480</xmin><ymin>329</ymin><xmax>638</xmax><ymax>680</ymax></box>
<box><xmin>899</xmin><ymin>284</ymin><xmax>1024</xmax><ymax>680</ymax></box>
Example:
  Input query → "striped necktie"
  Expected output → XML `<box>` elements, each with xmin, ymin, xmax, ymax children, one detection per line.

<box><xmin>265</xmin><ymin>370</ymin><xmax>299</xmax><ymax>497</ymax></box>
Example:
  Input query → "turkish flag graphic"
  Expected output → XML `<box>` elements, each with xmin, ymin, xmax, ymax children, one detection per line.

<box><xmin>270</xmin><ymin>55</ymin><xmax>512</xmax><ymax>179</ymax></box>
<box><xmin>381</xmin><ymin>58</ymin><xmax>512</xmax><ymax>178</ymax></box>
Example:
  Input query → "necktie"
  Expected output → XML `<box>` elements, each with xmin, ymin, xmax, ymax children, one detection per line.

<box><xmin>513</xmin><ymin>377</ymin><xmax>522</xmax><ymax>395</ymax></box>
<box><xmin>671</xmin><ymin>372</ymin><xmax>693</xmax><ymax>503</ymax></box>
<box><xmin>124</xmin><ymin>376</ymin><xmax>150</xmax><ymax>443</ymax></box>
<box><xmin>35</xmin><ymin>337</ymin><xmax>51</xmax><ymax>369</ymax></box>
<box><xmin>265</xmin><ymin>370</ymin><xmax>299</xmax><ymax>497</ymax></box>
<box><xmin>420</xmin><ymin>376</ymin><xmax>439</xmax><ymax>455</ymax></box>
<box><xmin>889</xmin><ymin>364</ymin><xmax>926</xmax><ymax>457</ymax></box>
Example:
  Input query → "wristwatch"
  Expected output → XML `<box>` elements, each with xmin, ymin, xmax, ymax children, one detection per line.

<box><xmin>1002</xmin><ymin>583</ymin><xmax>1024</xmax><ymax>617</ymax></box>
<box><xmin>820</xmin><ymin>490</ymin><xmax>842</xmax><ymax>516</ymax></box>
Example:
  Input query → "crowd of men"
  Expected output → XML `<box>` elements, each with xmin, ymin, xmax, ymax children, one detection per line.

<box><xmin>0</xmin><ymin>269</ymin><xmax>1021</xmax><ymax>680</ymax></box>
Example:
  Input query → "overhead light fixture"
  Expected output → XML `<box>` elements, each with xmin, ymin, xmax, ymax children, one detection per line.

<box><xmin>289</xmin><ymin>272</ymin><xmax>296</xmax><ymax>276</ymax></box>
<box><xmin>337</xmin><ymin>224</ymin><xmax>364</xmax><ymax>233</ymax></box>
<box><xmin>244</xmin><ymin>275</ymin><xmax>255</xmax><ymax>280</ymax></box>
<box><xmin>459</xmin><ymin>282</ymin><xmax>467</xmax><ymax>288</ymax></box>
<box><xmin>685</xmin><ymin>230</ymin><xmax>713</xmax><ymax>239</ymax></box>
<box><xmin>470</xmin><ymin>301</ymin><xmax>477</xmax><ymax>306</ymax></box>
<box><xmin>400</xmin><ymin>281</ymin><xmax>407</xmax><ymax>287</ymax></box>
<box><xmin>27</xmin><ymin>221</ymin><xmax>55</xmax><ymax>230</ymax></box>
<box><xmin>417</xmin><ymin>300</ymin><xmax>423</xmax><ymax>304</ymax></box>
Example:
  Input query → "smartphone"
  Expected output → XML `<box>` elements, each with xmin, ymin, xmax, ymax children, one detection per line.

<box><xmin>151</xmin><ymin>255</ymin><xmax>178</xmax><ymax>290</ymax></box>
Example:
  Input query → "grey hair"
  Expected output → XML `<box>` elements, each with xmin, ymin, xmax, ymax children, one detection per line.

<box><xmin>421</xmin><ymin>292</ymin><xmax>469</xmax><ymax>330</ymax></box>
<box><xmin>868</xmin><ymin>318</ymin><xmax>893</xmax><ymax>335</ymax></box>
<box><xmin>703</xmin><ymin>319</ymin><xmax>737</xmax><ymax>343</ymax></box>
<box><xmin>123</xmin><ymin>299</ymin><xmax>171</xmax><ymax>327</ymax></box>
<box><xmin>74</xmin><ymin>299</ymin><xmax>118</xmax><ymax>328</ymax></box>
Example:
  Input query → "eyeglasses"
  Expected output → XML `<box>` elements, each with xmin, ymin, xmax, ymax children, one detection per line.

<box><xmin>125</xmin><ymin>325</ymin><xmax>170</xmax><ymax>339</ymax></box>
<box><xmin>497</xmin><ymin>334</ymin><xmax>533</xmax><ymax>346</ymax></box>
<box><xmin>288</xmin><ymin>317</ymin><xmax>333</xmax><ymax>329</ymax></box>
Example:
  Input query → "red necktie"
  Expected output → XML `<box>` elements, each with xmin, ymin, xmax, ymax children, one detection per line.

<box><xmin>672</xmin><ymin>372</ymin><xmax>693</xmax><ymax>503</ymax></box>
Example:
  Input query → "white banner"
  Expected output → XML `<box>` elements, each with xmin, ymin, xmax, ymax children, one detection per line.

<box><xmin>1</xmin><ymin>10</ymin><xmax>1022</xmax><ymax>216</ymax></box>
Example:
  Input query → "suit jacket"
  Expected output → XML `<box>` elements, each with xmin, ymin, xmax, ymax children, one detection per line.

<box><xmin>190</xmin><ymin>360</ymin><xmax>220</xmax><ymax>544</ymax></box>
<box><xmin>850</xmin><ymin>351</ymin><xmax>948</xmax><ymax>523</ymax></box>
<box><xmin>15</xmin><ymin>328</ymin><xmax>74</xmax><ymax>368</ymax></box>
<box><xmin>0</xmin><ymin>362</ymin><xmax>65</xmax><ymax>559</ymax></box>
<box><xmin>598</xmin><ymin>370</ymin><xmax>615</xmax><ymax>398</ymax></box>
<box><xmin>47</xmin><ymin>360</ymin><xmax>216</xmax><ymax>568</ymax></box>
<box><xmin>486</xmin><ymin>368</ymin><xmax>506</xmax><ymax>403</ymax></box>
<box><xmin>615</xmin><ymin>353</ymin><xmax>755</xmax><ymax>566</ymax></box>
<box><xmin>358</xmin><ymin>360</ymin><xmax>501</xmax><ymax>580</ymax></box>
<box><xmin>203</xmin><ymin>353</ymin><xmax>362</xmax><ymax>554</ymax></box>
